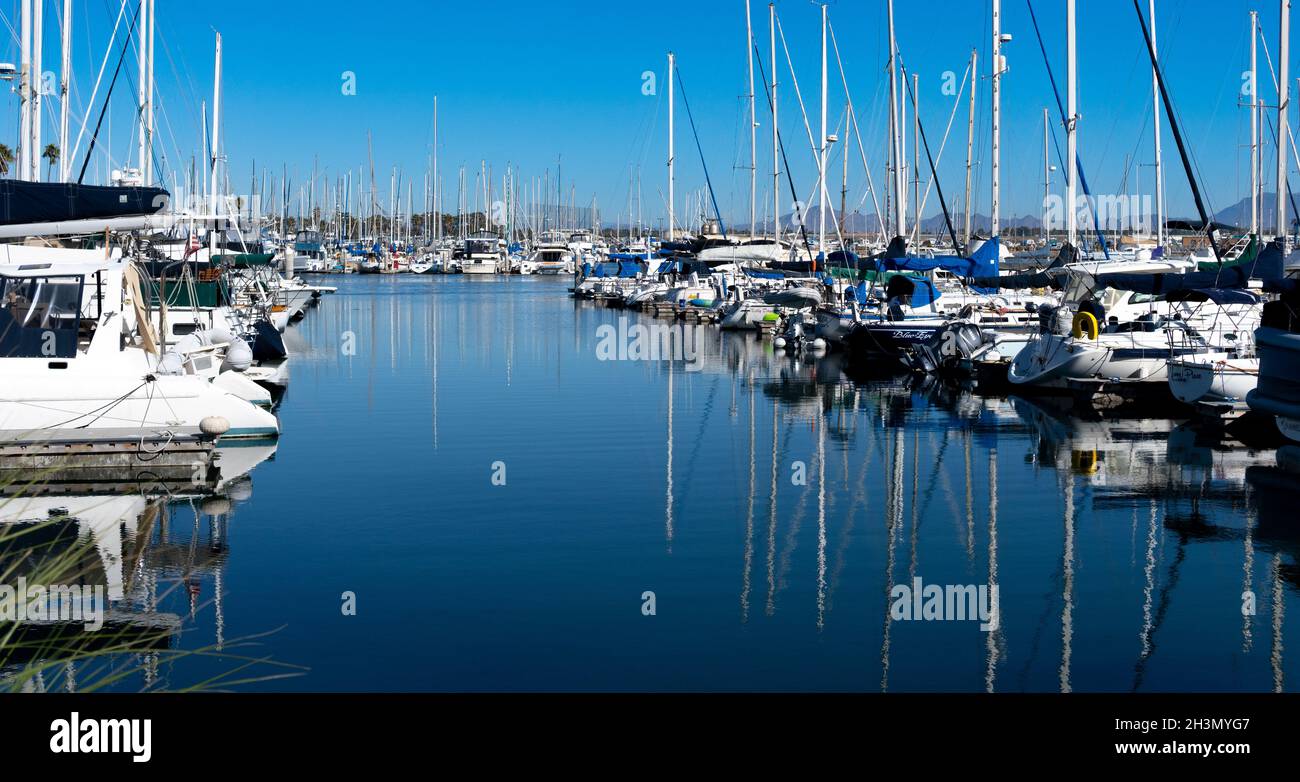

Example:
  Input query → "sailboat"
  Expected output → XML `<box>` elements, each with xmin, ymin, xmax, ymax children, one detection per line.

<box><xmin>0</xmin><ymin>251</ymin><xmax>279</xmax><ymax>447</ymax></box>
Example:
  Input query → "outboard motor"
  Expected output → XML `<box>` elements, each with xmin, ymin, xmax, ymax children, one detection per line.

<box><xmin>910</xmin><ymin>322</ymin><xmax>990</xmax><ymax>375</ymax></box>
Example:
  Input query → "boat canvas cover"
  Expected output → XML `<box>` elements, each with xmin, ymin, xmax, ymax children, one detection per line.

<box><xmin>0</xmin><ymin>181</ymin><xmax>169</xmax><ymax>226</ymax></box>
<box><xmin>584</xmin><ymin>260</ymin><xmax>646</xmax><ymax>278</ymax></box>
<box><xmin>1095</xmin><ymin>265</ymin><xmax>1256</xmax><ymax>296</ymax></box>
<box><xmin>858</xmin><ymin>236</ymin><xmax>1001</xmax><ymax>293</ymax></box>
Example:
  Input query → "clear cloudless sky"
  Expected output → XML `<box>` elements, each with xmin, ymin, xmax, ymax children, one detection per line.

<box><xmin>0</xmin><ymin>0</ymin><xmax>1286</xmax><ymax>226</ymax></box>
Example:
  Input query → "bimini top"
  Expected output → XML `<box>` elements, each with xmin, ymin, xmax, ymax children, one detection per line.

<box><xmin>1164</xmin><ymin>287</ymin><xmax>1262</xmax><ymax>305</ymax></box>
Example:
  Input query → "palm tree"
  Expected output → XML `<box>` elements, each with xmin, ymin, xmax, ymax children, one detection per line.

<box><xmin>0</xmin><ymin>144</ymin><xmax>13</xmax><ymax>178</ymax></box>
<box><xmin>42</xmin><ymin>144</ymin><xmax>59</xmax><ymax>181</ymax></box>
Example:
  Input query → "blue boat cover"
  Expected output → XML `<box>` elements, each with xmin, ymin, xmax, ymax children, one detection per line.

<box><xmin>859</xmin><ymin>237</ymin><xmax>1001</xmax><ymax>294</ymax></box>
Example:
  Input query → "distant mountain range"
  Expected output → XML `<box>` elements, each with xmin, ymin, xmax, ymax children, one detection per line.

<box><xmin>606</xmin><ymin>193</ymin><xmax>1291</xmax><ymax>235</ymax></box>
<box><xmin>725</xmin><ymin>194</ymin><xmax>1288</xmax><ymax>236</ymax></box>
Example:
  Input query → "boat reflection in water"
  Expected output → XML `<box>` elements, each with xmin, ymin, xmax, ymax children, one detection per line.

<box><xmin>615</xmin><ymin>300</ymin><xmax>1300</xmax><ymax>690</ymax></box>
<box><xmin>0</xmin><ymin>442</ymin><xmax>278</xmax><ymax>692</ymax></box>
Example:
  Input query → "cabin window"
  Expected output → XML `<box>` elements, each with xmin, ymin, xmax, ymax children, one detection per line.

<box><xmin>0</xmin><ymin>275</ymin><xmax>84</xmax><ymax>359</ymax></box>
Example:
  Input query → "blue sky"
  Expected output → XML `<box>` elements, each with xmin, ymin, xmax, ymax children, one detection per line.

<box><xmin>0</xmin><ymin>0</ymin><xmax>1285</xmax><ymax>226</ymax></box>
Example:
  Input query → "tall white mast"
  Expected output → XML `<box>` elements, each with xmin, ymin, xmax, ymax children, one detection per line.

<box><xmin>209</xmin><ymin>31</ymin><xmax>222</xmax><ymax>250</ymax></box>
<box><xmin>1278</xmin><ymin>0</ymin><xmax>1290</xmax><ymax>243</ymax></box>
<box><xmin>1043</xmin><ymin>107</ymin><xmax>1050</xmax><ymax>244</ymax></box>
<box><xmin>1251</xmin><ymin>10</ymin><xmax>1260</xmax><ymax>236</ymax></box>
<box><xmin>667</xmin><ymin>51</ymin><xmax>675</xmax><ymax>242</ymax></box>
<box><xmin>136</xmin><ymin>0</ymin><xmax>148</xmax><ymax>181</ymax></box>
<box><xmin>770</xmin><ymin>3</ymin><xmax>779</xmax><ymax>241</ymax></box>
<box><xmin>964</xmin><ymin>48</ymin><xmax>977</xmax><ymax>246</ymax></box>
<box><xmin>746</xmin><ymin>0</ymin><xmax>756</xmax><ymax>237</ymax></box>
<box><xmin>145</xmin><ymin>0</ymin><xmax>156</xmax><ymax>185</ymax></box>
<box><xmin>58</xmin><ymin>0</ymin><xmax>71</xmax><ymax>182</ymax></box>
<box><xmin>1066</xmin><ymin>0</ymin><xmax>1078</xmax><ymax>247</ymax></box>
<box><xmin>887</xmin><ymin>0</ymin><xmax>905</xmax><ymax>237</ymax></box>
<box><xmin>818</xmin><ymin>2</ymin><xmax>828</xmax><ymax>256</ymax></box>
<box><xmin>992</xmin><ymin>0</ymin><xmax>1003</xmax><ymax>239</ymax></box>
<box><xmin>433</xmin><ymin>96</ymin><xmax>440</xmax><ymax>241</ymax></box>
<box><xmin>912</xmin><ymin>72</ymin><xmax>920</xmax><ymax>240</ymax></box>
<box><xmin>19</xmin><ymin>0</ymin><xmax>32</xmax><ymax>182</ymax></box>
<box><xmin>31</xmin><ymin>0</ymin><xmax>43</xmax><ymax>181</ymax></box>
<box><xmin>1149</xmin><ymin>0</ymin><xmax>1163</xmax><ymax>247</ymax></box>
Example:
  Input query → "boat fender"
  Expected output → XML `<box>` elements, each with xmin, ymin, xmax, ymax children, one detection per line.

<box><xmin>157</xmin><ymin>350</ymin><xmax>186</xmax><ymax>376</ymax></box>
<box><xmin>199</xmin><ymin>416</ymin><xmax>231</xmax><ymax>438</ymax></box>
<box><xmin>222</xmin><ymin>339</ymin><xmax>254</xmax><ymax>373</ymax></box>
<box><xmin>1071</xmin><ymin>311</ymin><xmax>1100</xmax><ymax>340</ymax></box>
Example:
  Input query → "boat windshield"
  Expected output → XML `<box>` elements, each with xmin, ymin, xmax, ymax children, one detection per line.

<box><xmin>0</xmin><ymin>275</ymin><xmax>84</xmax><ymax>358</ymax></box>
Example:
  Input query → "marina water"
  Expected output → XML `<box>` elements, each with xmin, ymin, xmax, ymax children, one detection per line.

<box><xmin>19</xmin><ymin>274</ymin><xmax>1298</xmax><ymax>692</ymax></box>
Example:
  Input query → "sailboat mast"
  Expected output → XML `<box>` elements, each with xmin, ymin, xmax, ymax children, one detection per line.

<box><xmin>1149</xmin><ymin>0</ymin><xmax>1163</xmax><ymax>247</ymax></box>
<box><xmin>209</xmin><ymin>31</ymin><xmax>222</xmax><ymax>252</ymax></box>
<box><xmin>1251</xmin><ymin>11</ymin><xmax>1260</xmax><ymax>237</ymax></box>
<box><xmin>992</xmin><ymin>0</ymin><xmax>1002</xmax><ymax>239</ymax></box>
<box><xmin>1278</xmin><ymin>0</ymin><xmax>1290</xmax><ymax>244</ymax></box>
<box><xmin>19</xmin><ymin>0</ymin><xmax>31</xmax><ymax>182</ymax></box>
<box><xmin>31</xmin><ymin>0</ymin><xmax>42</xmax><ymax>182</ymax></box>
<box><xmin>668</xmin><ymin>51</ymin><xmax>675</xmax><ymax>242</ymax></box>
<box><xmin>1066</xmin><ymin>0</ymin><xmax>1078</xmax><ymax>247</ymax></box>
<box><xmin>887</xmin><ymin>0</ymin><xmax>905</xmax><ymax>237</ymax></box>
<box><xmin>770</xmin><ymin>3</ymin><xmax>779</xmax><ymax>241</ymax></box>
<box><xmin>146</xmin><ymin>0</ymin><xmax>156</xmax><ymax>184</ymax></box>
<box><xmin>434</xmin><ymin>96</ymin><xmax>440</xmax><ymax>241</ymax></box>
<box><xmin>912</xmin><ymin>72</ymin><xmax>920</xmax><ymax>242</ymax></box>
<box><xmin>818</xmin><ymin>2</ymin><xmax>828</xmax><ymax>257</ymax></box>
<box><xmin>964</xmin><ymin>49</ymin><xmax>976</xmax><ymax>246</ymax></box>
<box><xmin>58</xmin><ymin>0</ymin><xmax>71</xmax><ymax>182</ymax></box>
<box><xmin>1043</xmin><ymin>107</ymin><xmax>1050</xmax><ymax>244</ymax></box>
<box><xmin>746</xmin><ymin>0</ymin><xmax>756</xmax><ymax>236</ymax></box>
<box><xmin>137</xmin><ymin>0</ymin><xmax>149</xmax><ymax>181</ymax></box>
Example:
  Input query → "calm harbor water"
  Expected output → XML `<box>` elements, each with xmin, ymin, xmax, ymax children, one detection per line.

<box><xmin>8</xmin><ymin>274</ymin><xmax>1300</xmax><ymax>692</ymax></box>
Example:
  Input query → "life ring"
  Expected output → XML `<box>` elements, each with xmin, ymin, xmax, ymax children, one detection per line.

<box><xmin>1071</xmin><ymin>311</ymin><xmax>1099</xmax><ymax>340</ymax></box>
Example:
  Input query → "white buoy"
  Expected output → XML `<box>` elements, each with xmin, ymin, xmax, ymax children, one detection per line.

<box><xmin>811</xmin><ymin>338</ymin><xmax>827</xmax><ymax>351</ymax></box>
<box><xmin>774</xmin><ymin>337</ymin><xmax>787</xmax><ymax>349</ymax></box>
<box><xmin>199</xmin><ymin>415</ymin><xmax>231</xmax><ymax>437</ymax></box>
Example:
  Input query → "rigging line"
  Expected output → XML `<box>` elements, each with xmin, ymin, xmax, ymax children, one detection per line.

<box><xmin>70</xmin><ymin>0</ymin><xmax>131</xmax><ymax>170</ymax></box>
<box><xmin>775</xmin><ymin>14</ymin><xmax>823</xmax><ymax>174</ymax></box>
<box><xmin>1025</xmin><ymin>0</ymin><xmax>1110</xmax><ymax>257</ymax></box>
<box><xmin>828</xmin><ymin>19</ymin><xmax>886</xmax><ymax>238</ymax></box>
<box><xmin>1132</xmin><ymin>0</ymin><xmax>1221</xmax><ymax>263</ymax></box>
<box><xmin>43</xmin><ymin>379</ymin><xmax>150</xmax><ymax>430</ymax></box>
<box><xmin>911</xmin><ymin>58</ymin><xmax>972</xmax><ymax>244</ymax></box>
<box><xmin>1254</xmin><ymin>28</ymin><xmax>1300</xmax><ymax>233</ymax></box>
<box><xmin>1260</xmin><ymin>112</ymin><xmax>1300</xmax><ymax>236</ymax></box>
<box><xmin>900</xmin><ymin>60</ymin><xmax>962</xmax><ymax>256</ymax></box>
<box><xmin>78</xmin><ymin>0</ymin><xmax>142</xmax><ymax>184</ymax></box>
<box><xmin>753</xmin><ymin>37</ymin><xmax>816</xmax><ymax>265</ymax></box>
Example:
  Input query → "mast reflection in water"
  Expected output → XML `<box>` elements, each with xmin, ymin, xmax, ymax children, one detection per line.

<box><xmin>8</xmin><ymin>274</ymin><xmax>1297</xmax><ymax>692</ymax></box>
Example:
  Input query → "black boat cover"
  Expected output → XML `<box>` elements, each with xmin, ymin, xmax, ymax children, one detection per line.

<box><xmin>0</xmin><ymin>180</ymin><xmax>169</xmax><ymax>226</ymax></box>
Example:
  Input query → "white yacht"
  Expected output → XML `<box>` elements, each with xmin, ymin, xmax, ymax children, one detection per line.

<box><xmin>0</xmin><ymin>255</ymin><xmax>279</xmax><ymax>447</ymax></box>
<box><xmin>459</xmin><ymin>236</ymin><xmax>504</xmax><ymax>275</ymax></box>
<box><xmin>530</xmin><ymin>232</ymin><xmax>575</xmax><ymax>275</ymax></box>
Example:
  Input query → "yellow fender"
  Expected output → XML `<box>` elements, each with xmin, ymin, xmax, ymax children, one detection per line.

<box><xmin>1071</xmin><ymin>311</ymin><xmax>1100</xmax><ymax>340</ymax></box>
